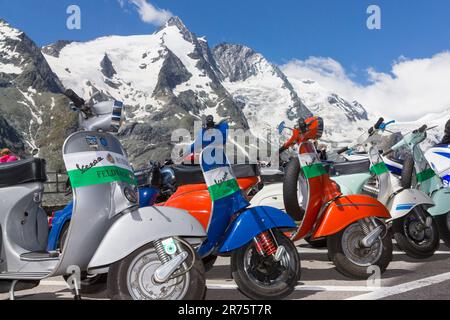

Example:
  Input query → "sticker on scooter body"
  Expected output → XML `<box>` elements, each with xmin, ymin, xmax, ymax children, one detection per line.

<box><xmin>162</xmin><ymin>238</ymin><xmax>177</xmax><ymax>255</ymax></box>
<box><xmin>64</xmin><ymin>151</ymin><xmax>136</xmax><ymax>188</ymax></box>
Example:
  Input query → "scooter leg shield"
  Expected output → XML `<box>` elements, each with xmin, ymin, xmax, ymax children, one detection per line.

<box><xmin>87</xmin><ymin>206</ymin><xmax>206</xmax><ymax>271</ymax></box>
<box><xmin>218</xmin><ymin>206</ymin><xmax>296</xmax><ymax>253</ymax></box>
<box><xmin>387</xmin><ymin>189</ymin><xmax>435</xmax><ymax>220</ymax></box>
<box><xmin>313</xmin><ymin>195</ymin><xmax>391</xmax><ymax>238</ymax></box>
<box><xmin>428</xmin><ymin>188</ymin><xmax>450</xmax><ymax>216</ymax></box>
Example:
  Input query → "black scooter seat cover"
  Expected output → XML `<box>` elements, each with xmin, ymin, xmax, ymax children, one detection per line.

<box><xmin>0</xmin><ymin>158</ymin><xmax>47</xmax><ymax>188</ymax></box>
<box><xmin>326</xmin><ymin>159</ymin><xmax>371</xmax><ymax>176</ymax></box>
<box><xmin>261</xmin><ymin>172</ymin><xmax>284</xmax><ymax>184</ymax></box>
<box><xmin>173</xmin><ymin>164</ymin><xmax>259</xmax><ymax>186</ymax></box>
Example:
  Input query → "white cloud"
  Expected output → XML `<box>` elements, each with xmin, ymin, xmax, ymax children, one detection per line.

<box><xmin>119</xmin><ymin>0</ymin><xmax>172</xmax><ymax>26</ymax></box>
<box><xmin>281</xmin><ymin>52</ymin><xmax>450</xmax><ymax>122</ymax></box>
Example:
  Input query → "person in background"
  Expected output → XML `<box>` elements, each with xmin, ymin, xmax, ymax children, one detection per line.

<box><xmin>0</xmin><ymin>148</ymin><xmax>19</xmax><ymax>163</ymax></box>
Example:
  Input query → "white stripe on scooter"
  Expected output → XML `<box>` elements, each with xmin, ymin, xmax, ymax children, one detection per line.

<box><xmin>347</xmin><ymin>272</ymin><xmax>450</xmax><ymax>300</ymax></box>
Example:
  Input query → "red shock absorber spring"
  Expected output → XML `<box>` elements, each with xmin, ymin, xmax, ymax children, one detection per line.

<box><xmin>254</xmin><ymin>231</ymin><xmax>277</xmax><ymax>256</ymax></box>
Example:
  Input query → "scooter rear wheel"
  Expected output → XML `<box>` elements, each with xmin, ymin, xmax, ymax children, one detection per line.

<box><xmin>328</xmin><ymin>222</ymin><xmax>393</xmax><ymax>280</ymax></box>
<box><xmin>231</xmin><ymin>230</ymin><xmax>300</xmax><ymax>300</ymax></box>
<box><xmin>393</xmin><ymin>207</ymin><xmax>440</xmax><ymax>259</ymax></box>
<box><xmin>107</xmin><ymin>241</ymin><xmax>205</xmax><ymax>300</ymax></box>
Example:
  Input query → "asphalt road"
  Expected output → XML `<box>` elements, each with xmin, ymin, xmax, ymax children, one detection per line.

<box><xmin>2</xmin><ymin>241</ymin><xmax>450</xmax><ymax>300</ymax></box>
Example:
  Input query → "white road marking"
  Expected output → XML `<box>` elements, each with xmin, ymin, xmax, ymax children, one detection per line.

<box><xmin>297</xmin><ymin>248</ymin><xmax>450</xmax><ymax>255</ymax></box>
<box><xmin>347</xmin><ymin>272</ymin><xmax>450</xmax><ymax>300</ymax></box>
<box><xmin>206</xmin><ymin>280</ymin><xmax>375</xmax><ymax>292</ymax></box>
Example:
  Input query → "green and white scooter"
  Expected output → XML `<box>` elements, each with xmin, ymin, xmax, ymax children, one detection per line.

<box><xmin>323</xmin><ymin>119</ymin><xmax>440</xmax><ymax>259</ymax></box>
<box><xmin>386</xmin><ymin>124</ymin><xmax>450</xmax><ymax>246</ymax></box>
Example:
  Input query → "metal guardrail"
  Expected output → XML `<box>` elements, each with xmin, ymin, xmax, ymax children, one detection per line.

<box><xmin>44</xmin><ymin>170</ymin><xmax>68</xmax><ymax>195</ymax></box>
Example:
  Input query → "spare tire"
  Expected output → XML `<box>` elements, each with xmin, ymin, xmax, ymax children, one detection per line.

<box><xmin>283</xmin><ymin>157</ymin><xmax>305</xmax><ymax>221</ymax></box>
<box><xmin>401</xmin><ymin>155</ymin><xmax>415</xmax><ymax>189</ymax></box>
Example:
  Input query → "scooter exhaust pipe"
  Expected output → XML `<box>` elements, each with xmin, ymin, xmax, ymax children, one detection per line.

<box><xmin>360</xmin><ymin>225</ymin><xmax>384</xmax><ymax>248</ymax></box>
<box><xmin>153</xmin><ymin>251</ymin><xmax>188</xmax><ymax>283</ymax></box>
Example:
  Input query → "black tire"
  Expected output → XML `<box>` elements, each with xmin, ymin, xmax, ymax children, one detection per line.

<box><xmin>202</xmin><ymin>255</ymin><xmax>218</xmax><ymax>272</ymax></box>
<box><xmin>393</xmin><ymin>207</ymin><xmax>440</xmax><ymax>259</ymax></box>
<box><xmin>231</xmin><ymin>230</ymin><xmax>300</xmax><ymax>300</ymax></box>
<box><xmin>401</xmin><ymin>155</ymin><xmax>415</xmax><ymax>189</ymax></box>
<box><xmin>107</xmin><ymin>241</ymin><xmax>205</xmax><ymax>300</ymax></box>
<box><xmin>283</xmin><ymin>157</ymin><xmax>305</xmax><ymax>221</ymax></box>
<box><xmin>328</xmin><ymin>222</ymin><xmax>393</xmax><ymax>280</ymax></box>
<box><xmin>305</xmin><ymin>236</ymin><xmax>327</xmax><ymax>248</ymax></box>
<box><xmin>436</xmin><ymin>212</ymin><xmax>450</xmax><ymax>247</ymax></box>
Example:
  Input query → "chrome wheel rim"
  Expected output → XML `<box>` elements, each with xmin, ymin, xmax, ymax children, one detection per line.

<box><xmin>341</xmin><ymin>223</ymin><xmax>383</xmax><ymax>267</ymax></box>
<box><xmin>126</xmin><ymin>248</ymin><xmax>189</xmax><ymax>300</ymax></box>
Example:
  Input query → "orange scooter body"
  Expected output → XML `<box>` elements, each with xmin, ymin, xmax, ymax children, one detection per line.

<box><xmin>158</xmin><ymin>177</ymin><xmax>258</xmax><ymax>230</ymax></box>
<box><xmin>291</xmin><ymin>140</ymin><xmax>391</xmax><ymax>242</ymax></box>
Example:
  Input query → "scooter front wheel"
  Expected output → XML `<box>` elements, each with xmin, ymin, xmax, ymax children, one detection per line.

<box><xmin>107</xmin><ymin>240</ymin><xmax>205</xmax><ymax>300</ymax></box>
<box><xmin>328</xmin><ymin>222</ymin><xmax>393</xmax><ymax>280</ymax></box>
<box><xmin>231</xmin><ymin>230</ymin><xmax>300</xmax><ymax>300</ymax></box>
<box><xmin>393</xmin><ymin>207</ymin><xmax>440</xmax><ymax>259</ymax></box>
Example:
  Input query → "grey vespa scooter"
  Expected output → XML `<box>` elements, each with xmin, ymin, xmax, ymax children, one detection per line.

<box><xmin>0</xmin><ymin>90</ymin><xmax>206</xmax><ymax>300</ymax></box>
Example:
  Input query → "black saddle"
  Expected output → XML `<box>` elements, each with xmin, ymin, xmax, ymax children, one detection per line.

<box><xmin>326</xmin><ymin>159</ymin><xmax>371</xmax><ymax>176</ymax></box>
<box><xmin>0</xmin><ymin>158</ymin><xmax>47</xmax><ymax>188</ymax></box>
<box><xmin>172</xmin><ymin>164</ymin><xmax>259</xmax><ymax>186</ymax></box>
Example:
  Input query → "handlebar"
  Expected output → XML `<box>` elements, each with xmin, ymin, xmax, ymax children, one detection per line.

<box><xmin>64</xmin><ymin>89</ymin><xmax>85</xmax><ymax>108</ymax></box>
<box><xmin>337</xmin><ymin>146</ymin><xmax>349</xmax><ymax>155</ymax></box>
<box><xmin>418</xmin><ymin>125</ymin><xmax>427</xmax><ymax>133</ymax></box>
<box><xmin>374</xmin><ymin>117</ymin><xmax>385</xmax><ymax>130</ymax></box>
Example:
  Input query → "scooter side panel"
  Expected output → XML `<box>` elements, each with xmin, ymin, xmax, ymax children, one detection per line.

<box><xmin>312</xmin><ymin>195</ymin><xmax>391</xmax><ymax>238</ymax></box>
<box><xmin>249</xmin><ymin>183</ymin><xmax>285</xmax><ymax>210</ymax></box>
<box><xmin>88</xmin><ymin>206</ymin><xmax>206</xmax><ymax>270</ymax></box>
<box><xmin>387</xmin><ymin>189</ymin><xmax>435</xmax><ymax>220</ymax></box>
<box><xmin>332</xmin><ymin>173</ymin><xmax>371</xmax><ymax>195</ymax></box>
<box><xmin>428</xmin><ymin>188</ymin><xmax>450</xmax><ymax>216</ymax></box>
<box><xmin>217</xmin><ymin>206</ymin><xmax>296</xmax><ymax>253</ymax></box>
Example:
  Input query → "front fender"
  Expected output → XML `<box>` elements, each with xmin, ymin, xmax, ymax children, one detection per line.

<box><xmin>313</xmin><ymin>195</ymin><xmax>391</xmax><ymax>238</ymax></box>
<box><xmin>387</xmin><ymin>189</ymin><xmax>434</xmax><ymax>220</ymax></box>
<box><xmin>218</xmin><ymin>206</ymin><xmax>296</xmax><ymax>253</ymax></box>
<box><xmin>88</xmin><ymin>206</ymin><xmax>206</xmax><ymax>270</ymax></box>
<box><xmin>428</xmin><ymin>188</ymin><xmax>450</xmax><ymax>216</ymax></box>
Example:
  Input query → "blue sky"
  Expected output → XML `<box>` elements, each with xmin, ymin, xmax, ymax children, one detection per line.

<box><xmin>1</xmin><ymin>0</ymin><xmax>449</xmax><ymax>85</ymax></box>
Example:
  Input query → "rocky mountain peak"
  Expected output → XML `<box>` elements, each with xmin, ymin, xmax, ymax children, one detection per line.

<box><xmin>42</xmin><ymin>40</ymin><xmax>73</xmax><ymax>58</ymax></box>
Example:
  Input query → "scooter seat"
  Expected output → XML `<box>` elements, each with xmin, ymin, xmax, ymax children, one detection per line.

<box><xmin>327</xmin><ymin>159</ymin><xmax>371</xmax><ymax>176</ymax></box>
<box><xmin>0</xmin><ymin>158</ymin><xmax>47</xmax><ymax>188</ymax></box>
<box><xmin>261</xmin><ymin>172</ymin><xmax>284</xmax><ymax>184</ymax></box>
<box><xmin>173</xmin><ymin>164</ymin><xmax>259</xmax><ymax>186</ymax></box>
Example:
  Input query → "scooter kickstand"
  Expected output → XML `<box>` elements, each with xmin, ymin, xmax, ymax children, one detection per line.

<box><xmin>72</xmin><ymin>278</ymin><xmax>82</xmax><ymax>300</ymax></box>
<box><xmin>9</xmin><ymin>280</ymin><xmax>18</xmax><ymax>300</ymax></box>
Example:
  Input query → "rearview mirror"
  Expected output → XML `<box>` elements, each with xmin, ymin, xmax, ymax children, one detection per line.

<box><xmin>277</xmin><ymin>121</ymin><xmax>286</xmax><ymax>134</ymax></box>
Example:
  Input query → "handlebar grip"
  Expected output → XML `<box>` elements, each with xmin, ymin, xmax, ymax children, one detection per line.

<box><xmin>64</xmin><ymin>89</ymin><xmax>85</xmax><ymax>108</ymax></box>
<box><xmin>383</xmin><ymin>149</ymin><xmax>394</xmax><ymax>157</ymax></box>
<box><xmin>337</xmin><ymin>147</ymin><xmax>349</xmax><ymax>155</ymax></box>
<box><xmin>374</xmin><ymin>117</ymin><xmax>385</xmax><ymax>130</ymax></box>
<box><xmin>418</xmin><ymin>125</ymin><xmax>427</xmax><ymax>133</ymax></box>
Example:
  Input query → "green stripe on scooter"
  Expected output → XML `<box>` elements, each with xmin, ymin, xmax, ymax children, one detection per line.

<box><xmin>68</xmin><ymin>166</ymin><xmax>136</xmax><ymax>188</ymax></box>
<box><xmin>370</xmin><ymin>162</ymin><xmax>389</xmax><ymax>176</ymax></box>
<box><xmin>416</xmin><ymin>168</ymin><xmax>436</xmax><ymax>183</ymax></box>
<box><xmin>208</xmin><ymin>179</ymin><xmax>240</xmax><ymax>201</ymax></box>
<box><xmin>302</xmin><ymin>163</ymin><xmax>327</xmax><ymax>179</ymax></box>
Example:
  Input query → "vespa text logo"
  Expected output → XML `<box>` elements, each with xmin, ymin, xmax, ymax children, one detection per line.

<box><xmin>66</xmin><ymin>5</ymin><xmax>81</xmax><ymax>30</ymax></box>
<box><xmin>76</xmin><ymin>157</ymin><xmax>104</xmax><ymax>174</ymax></box>
<box><xmin>367</xmin><ymin>5</ymin><xmax>382</xmax><ymax>30</ymax></box>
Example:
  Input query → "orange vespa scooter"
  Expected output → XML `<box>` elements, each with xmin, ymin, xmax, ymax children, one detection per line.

<box><xmin>281</xmin><ymin>118</ymin><xmax>393</xmax><ymax>279</ymax></box>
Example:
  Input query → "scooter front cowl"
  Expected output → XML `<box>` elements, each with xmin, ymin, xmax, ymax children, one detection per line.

<box><xmin>428</xmin><ymin>188</ymin><xmax>450</xmax><ymax>216</ymax></box>
<box><xmin>218</xmin><ymin>206</ymin><xmax>296</xmax><ymax>253</ymax></box>
<box><xmin>387</xmin><ymin>188</ymin><xmax>435</xmax><ymax>220</ymax></box>
<box><xmin>87</xmin><ymin>206</ymin><xmax>206</xmax><ymax>271</ymax></box>
<box><xmin>313</xmin><ymin>195</ymin><xmax>391</xmax><ymax>238</ymax></box>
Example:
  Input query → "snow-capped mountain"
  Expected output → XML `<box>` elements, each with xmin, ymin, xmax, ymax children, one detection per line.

<box><xmin>42</xmin><ymin>17</ymin><xmax>249</xmax><ymax>165</ymax></box>
<box><xmin>1</xmin><ymin>16</ymin><xmax>447</xmax><ymax>170</ymax></box>
<box><xmin>0</xmin><ymin>19</ymin><xmax>77</xmax><ymax>168</ymax></box>
<box><xmin>213</xmin><ymin>43</ymin><xmax>311</xmax><ymax>135</ymax></box>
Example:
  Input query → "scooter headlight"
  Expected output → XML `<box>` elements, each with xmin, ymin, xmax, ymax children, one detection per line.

<box><xmin>124</xmin><ymin>186</ymin><xmax>138</xmax><ymax>204</ymax></box>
